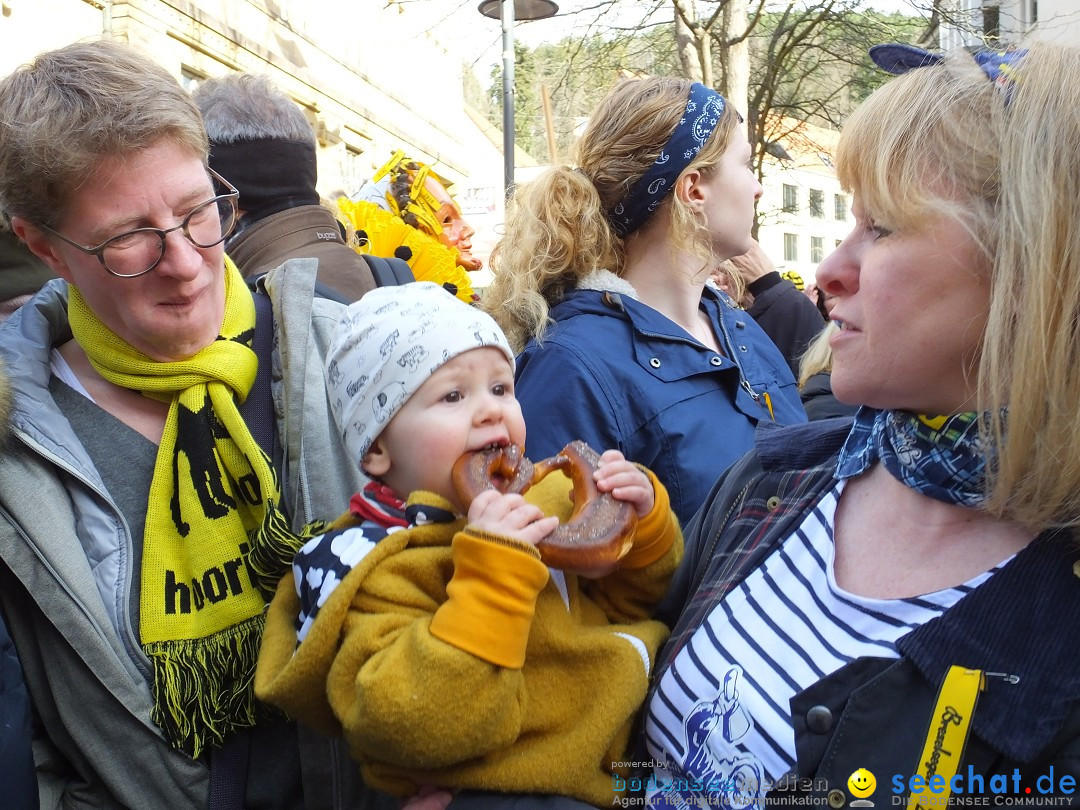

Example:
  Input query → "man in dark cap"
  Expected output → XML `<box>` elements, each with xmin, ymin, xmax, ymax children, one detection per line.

<box><xmin>193</xmin><ymin>73</ymin><xmax>385</xmax><ymax>301</ymax></box>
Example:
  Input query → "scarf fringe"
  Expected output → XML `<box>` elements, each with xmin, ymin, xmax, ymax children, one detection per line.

<box><xmin>145</xmin><ymin>613</ymin><xmax>266</xmax><ymax>758</ymax></box>
<box><xmin>246</xmin><ymin>500</ymin><xmax>328</xmax><ymax>598</ymax></box>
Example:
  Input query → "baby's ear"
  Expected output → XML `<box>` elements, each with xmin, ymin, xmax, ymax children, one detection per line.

<box><xmin>361</xmin><ymin>439</ymin><xmax>391</xmax><ymax>478</ymax></box>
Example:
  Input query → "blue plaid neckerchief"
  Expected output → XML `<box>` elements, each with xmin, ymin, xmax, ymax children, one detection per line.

<box><xmin>607</xmin><ymin>82</ymin><xmax>726</xmax><ymax>237</ymax></box>
<box><xmin>836</xmin><ymin>407</ymin><xmax>988</xmax><ymax>508</ymax></box>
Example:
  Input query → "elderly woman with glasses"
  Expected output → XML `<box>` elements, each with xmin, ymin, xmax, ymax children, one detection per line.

<box><xmin>0</xmin><ymin>40</ymin><xmax>382</xmax><ymax>809</ymax></box>
<box><xmin>639</xmin><ymin>42</ymin><xmax>1080</xmax><ymax>809</ymax></box>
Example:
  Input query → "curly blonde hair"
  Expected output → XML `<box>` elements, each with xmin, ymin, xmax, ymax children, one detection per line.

<box><xmin>484</xmin><ymin>77</ymin><xmax>740</xmax><ymax>351</ymax></box>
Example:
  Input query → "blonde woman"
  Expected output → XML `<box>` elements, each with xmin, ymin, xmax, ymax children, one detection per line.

<box><xmin>641</xmin><ymin>42</ymin><xmax>1080</xmax><ymax>808</ymax></box>
<box><xmin>796</xmin><ymin>320</ymin><xmax>857</xmax><ymax>420</ymax></box>
<box><xmin>484</xmin><ymin>78</ymin><xmax>806</xmax><ymax>526</ymax></box>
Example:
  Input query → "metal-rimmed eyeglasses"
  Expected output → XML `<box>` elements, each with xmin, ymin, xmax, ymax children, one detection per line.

<box><xmin>34</xmin><ymin>168</ymin><xmax>239</xmax><ymax>278</ymax></box>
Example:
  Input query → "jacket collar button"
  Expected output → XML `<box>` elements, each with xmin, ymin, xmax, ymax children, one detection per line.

<box><xmin>806</xmin><ymin>704</ymin><xmax>833</xmax><ymax>734</ymax></box>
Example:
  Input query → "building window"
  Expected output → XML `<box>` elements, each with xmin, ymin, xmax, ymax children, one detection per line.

<box><xmin>338</xmin><ymin>145</ymin><xmax>368</xmax><ymax>199</ymax></box>
<box><xmin>782</xmin><ymin>184</ymin><xmax>798</xmax><ymax>213</ymax></box>
<box><xmin>834</xmin><ymin>193</ymin><xmax>848</xmax><ymax>221</ymax></box>
<box><xmin>1032</xmin><ymin>0</ymin><xmax>1038</xmax><ymax>23</ymax></box>
<box><xmin>983</xmin><ymin>3</ymin><xmax>1000</xmax><ymax>41</ymax></box>
<box><xmin>784</xmin><ymin>233</ymin><xmax>798</xmax><ymax>262</ymax></box>
<box><xmin>836</xmin><ymin>239</ymin><xmax>843</xmax><ymax>248</ymax></box>
<box><xmin>179</xmin><ymin>67</ymin><xmax>205</xmax><ymax>94</ymax></box>
<box><xmin>809</xmin><ymin>189</ymin><xmax>824</xmax><ymax>219</ymax></box>
<box><xmin>811</xmin><ymin>236</ymin><xmax>824</xmax><ymax>264</ymax></box>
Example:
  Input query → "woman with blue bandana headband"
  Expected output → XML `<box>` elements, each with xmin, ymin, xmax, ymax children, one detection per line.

<box><xmin>641</xmin><ymin>42</ymin><xmax>1080</xmax><ymax>810</ymax></box>
<box><xmin>483</xmin><ymin>77</ymin><xmax>807</xmax><ymax>528</ymax></box>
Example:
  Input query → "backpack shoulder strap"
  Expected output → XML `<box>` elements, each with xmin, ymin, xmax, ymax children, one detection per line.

<box><xmin>246</xmin><ymin>269</ymin><xmax>349</xmax><ymax>304</ymax></box>
<box><xmin>239</xmin><ymin>286</ymin><xmax>277</xmax><ymax>462</ymax></box>
<box><xmin>362</xmin><ymin>254</ymin><xmax>415</xmax><ymax>286</ymax></box>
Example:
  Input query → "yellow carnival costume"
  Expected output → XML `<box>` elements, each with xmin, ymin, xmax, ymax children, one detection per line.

<box><xmin>336</xmin><ymin>152</ymin><xmax>475</xmax><ymax>302</ymax></box>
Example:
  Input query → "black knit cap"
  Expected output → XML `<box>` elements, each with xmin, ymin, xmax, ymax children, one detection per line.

<box><xmin>207</xmin><ymin>138</ymin><xmax>321</xmax><ymax>222</ymax></box>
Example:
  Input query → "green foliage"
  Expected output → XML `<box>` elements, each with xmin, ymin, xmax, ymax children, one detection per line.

<box><xmin>482</xmin><ymin>26</ymin><xmax>681</xmax><ymax>161</ymax></box>
<box><xmin>748</xmin><ymin>7</ymin><xmax>930</xmax><ymax>132</ymax></box>
<box><xmin>845</xmin><ymin>12</ymin><xmax>928</xmax><ymax>104</ymax></box>
<box><xmin>480</xmin><ymin>3</ymin><xmax>925</xmax><ymax>163</ymax></box>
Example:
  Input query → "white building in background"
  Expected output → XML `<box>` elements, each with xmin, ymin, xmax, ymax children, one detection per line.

<box><xmin>747</xmin><ymin>0</ymin><xmax>1080</xmax><ymax>288</ymax></box>
<box><xmin>941</xmin><ymin>0</ymin><xmax>1080</xmax><ymax>48</ymax></box>
<box><xmin>755</xmin><ymin>117</ymin><xmax>849</xmax><ymax>287</ymax></box>
<box><xmin>0</xmin><ymin>0</ymin><xmax>506</xmax><ymax>237</ymax></box>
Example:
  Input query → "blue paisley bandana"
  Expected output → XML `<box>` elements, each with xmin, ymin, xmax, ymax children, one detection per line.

<box><xmin>836</xmin><ymin>407</ymin><xmax>990</xmax><ymax>508</ymax></box>
<box><xmin>608</xmin><ymin>82</ymin><xmax>726</xmax><ymax>237</ymax></box>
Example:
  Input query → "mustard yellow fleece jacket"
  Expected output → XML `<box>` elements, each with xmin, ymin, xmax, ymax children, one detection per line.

<box><xmin>255</xmin><ymin>469</ymin><xmax>682</xmax><ymax>807</ymax></box>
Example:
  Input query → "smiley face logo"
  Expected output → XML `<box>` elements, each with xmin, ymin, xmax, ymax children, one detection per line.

<box><xmin>848</xmin><ymin>768</ymin><xmax>876</xmax><ymax>798</ymax></box>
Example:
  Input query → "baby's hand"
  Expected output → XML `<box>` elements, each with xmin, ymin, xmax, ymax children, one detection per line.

<box><xmin>467</xmin><ymin>489</ymin><xmax>559</xmax><ymax>546</ymax></box>
<box><xmin>593</xmin><ymin>449</ymin><xmax>654</xmax><ymax>518</ymax></box>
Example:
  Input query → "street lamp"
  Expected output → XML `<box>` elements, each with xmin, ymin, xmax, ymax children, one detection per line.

<box><xmin>478</xmin><ymin>0</ymin><xmax>559</xmax><ymax>197</ymax></box>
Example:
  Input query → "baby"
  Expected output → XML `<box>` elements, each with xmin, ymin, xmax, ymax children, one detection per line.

<box><xmin>256</xmin><ymin>282</ymin><xmax>682</xmax><ymax>807</ymax></box>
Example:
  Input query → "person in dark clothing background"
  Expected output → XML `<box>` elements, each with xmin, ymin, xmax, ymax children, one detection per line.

<box><xmin>193</xmin><ymin>73</ymin><xmax>381</xmax><ymax>301</ymax></box>
<box><xmin>728</xmin><ymin>239</ymin><xmax>825</xmax><ymax>376</ymax></box>
<box><xmin>797</xmin><ymin>321</ymin><xmax>858</xmax><ymax>420</ymax></box>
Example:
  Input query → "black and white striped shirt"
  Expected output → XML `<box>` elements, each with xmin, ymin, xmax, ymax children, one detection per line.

<box><xmin>644</xmin><ymin>482</ymin><xmax>997</xmax><ymax>808</ymax></box>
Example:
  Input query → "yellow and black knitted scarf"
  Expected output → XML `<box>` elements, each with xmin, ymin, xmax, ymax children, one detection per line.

<box><xmin>69</xmin><ymin>258</ymin><xmax>307</xmax><ymax>757</ymax></box>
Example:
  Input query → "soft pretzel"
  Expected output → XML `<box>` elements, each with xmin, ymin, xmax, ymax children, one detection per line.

<box><xmin>452</xmin><ymin>440</ymin><xmax>637</xmax><ymax>574</ymax></box>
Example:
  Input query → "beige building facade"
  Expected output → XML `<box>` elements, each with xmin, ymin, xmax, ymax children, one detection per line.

<box><xmin>941</xmin><ymin>0</ymin><xmax>1079</xmax><ymax>48</ymax></box>
<box><xmin>0</xmin><ymin>0</ymin><xmax>503</xmax><ymax>213</ymax></box>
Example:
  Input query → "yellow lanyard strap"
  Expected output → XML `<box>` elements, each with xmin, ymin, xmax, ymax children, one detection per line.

<box><xmin>907</xmin><ymin>665</ymin><xmax>985</xmax><ymax>808</ymax></box>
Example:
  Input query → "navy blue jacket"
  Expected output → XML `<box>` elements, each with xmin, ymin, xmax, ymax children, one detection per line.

<box><xmin>0</xmin><ymin>610</ymin><xmax>36</xmax><ymax>809</ymax></box>
<box><xmin>515</xmin><ymin>282</ymin><xmax>806</xmax><ymax>526</ymax></box>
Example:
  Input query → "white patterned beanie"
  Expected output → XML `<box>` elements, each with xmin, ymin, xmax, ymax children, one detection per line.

<box><xmin>325</xmin><ymin>281</ymin><xmax>515</xmax><ymax>468</ymax></box>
